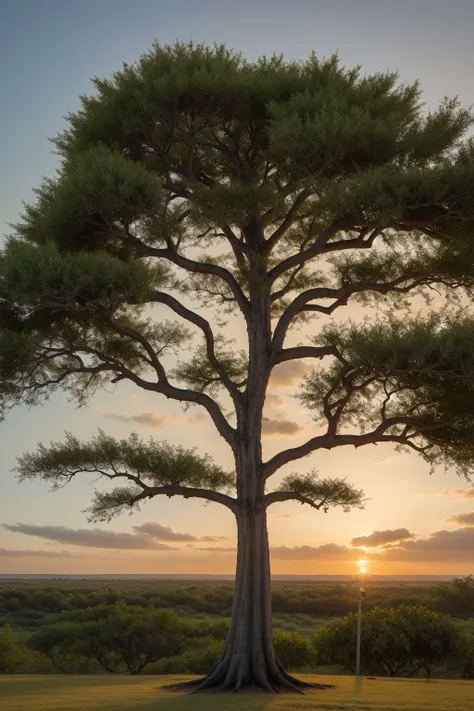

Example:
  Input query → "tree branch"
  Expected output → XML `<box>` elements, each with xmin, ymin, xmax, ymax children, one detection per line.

<box><xmin>268</xmin><ymin>227</ymin><xmax>380</xmax><ymax>282</ymax></box>
<box><xmin>145</xmin><ymin>484</ymin><xmax>238</xmax><ymax>513</ymax></box>
<box><xmin>273</xmin><ymin>346</ymin><xmax>341</xmax><ymax>365</ymax></box>
<box><xmin>263</xmin><ymin>417</ymin><xmax>434</xmax><ymax>478</ymax></box>
<box><xmin>263</xmin><ymin>490</ymin><xmax>327</xmax><ymax>510</ymax></box>
<box><xmin>151</xmin><ymin>290</ymin><xmax>243</xmax><ymax>403</ymax></box>
<box><xmin>265</xmin><ymin>188</ymin><xmax>312</xmax><ymax>253</ymax></box>
<box><xmin>119</xmin><ymin>231</ymin><xmax>250</xmax><ymax>317</ymax></box>
<box><xmin>271</xmin><ymin>274</ymin><xmax>432</xmax><ymax>354</ymax></box>
<box><xmin>105</xmin><ymin>317</ymin><xmax>236</xmax><ymax>446</ymax></box>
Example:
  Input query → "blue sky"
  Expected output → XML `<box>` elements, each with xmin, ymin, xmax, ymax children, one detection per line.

<box><xmin>1</xmin><ymin>0</ymin><xmax>474</xmax><ymax>575</ymax></box>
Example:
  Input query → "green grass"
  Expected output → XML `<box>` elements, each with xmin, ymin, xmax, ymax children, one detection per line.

<box><xmin>1</xmin><ymin>675</ymin><xmax>474</xmax><ymax>711</ymax></box>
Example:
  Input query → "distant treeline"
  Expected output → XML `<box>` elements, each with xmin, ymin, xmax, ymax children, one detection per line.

<box><xmin>1</xmin><ymin>576</ymin><xmax>473</xmax><ymax>627</ymax></box>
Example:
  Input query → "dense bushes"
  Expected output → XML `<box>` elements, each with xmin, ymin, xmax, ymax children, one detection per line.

<box><xmin>29</xmin><ymin>603</ymin><xmax>185</xmax><ymax>674</ymax></box>
<box><xmin>1</xmin><ymin>577</ymin><xmax>473</xmax><ymax>627</ymax></box>
<box><xmin>312</xmin><ymin>605</ymin><xmax>465</xmax><ymax>677</ymax></box>
<box><xmin>1</xmin><ymin>578</ymin><xmax>473</xmax><ymax>679</ymax></box>
<box><xmin>1</xmin><ymin>601</ymin><xmax>472</xmax><ymax>679</ymax></box>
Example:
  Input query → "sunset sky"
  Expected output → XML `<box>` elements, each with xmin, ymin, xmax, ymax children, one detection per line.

<box><xmin>1</xmin><ymin>0</ymin><xmax>474</xmax><ymax>576</ymax></box>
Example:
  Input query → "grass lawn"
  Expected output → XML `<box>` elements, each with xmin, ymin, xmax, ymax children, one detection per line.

<box><xmin>1</xmin><ymin>675</ymin><xmax>474</xmax><ymax>711</ymax></box>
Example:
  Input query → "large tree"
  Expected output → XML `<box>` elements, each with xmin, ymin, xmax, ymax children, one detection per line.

<box><xmin>2</xmin><ymin>43</ymin><xmax>474</xmax><ymax>692</ymax></box>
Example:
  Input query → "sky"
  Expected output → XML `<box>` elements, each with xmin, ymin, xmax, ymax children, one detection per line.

<box><xmin>1</xmin><ymin>0</ymin><xmax>474</xmax><ymax>576</ymax></box>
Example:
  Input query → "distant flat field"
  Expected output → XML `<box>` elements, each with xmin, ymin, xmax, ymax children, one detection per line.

<box><xmin>1</xmin><ymin>675</ymin><xmax>474</xmax><ymax>711</ymax></box>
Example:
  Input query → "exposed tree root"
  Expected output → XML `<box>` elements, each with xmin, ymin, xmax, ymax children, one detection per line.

<box><xmin>161</xmin><ymin>662</ymin><xmax>334</xmax><ymax>694</ymax></box>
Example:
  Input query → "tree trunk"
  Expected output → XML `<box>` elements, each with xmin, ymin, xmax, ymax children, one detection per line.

<box><xmin>163</xmin><ymin>275</ymin><xmax>333</xmax><ymax>693</ymax></box>
<box><xmin>164</xmin><ymin>505</ymin><xmax>333</xmax><ymax>693</ymax></box>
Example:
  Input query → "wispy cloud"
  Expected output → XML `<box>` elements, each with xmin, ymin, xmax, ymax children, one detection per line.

<box><xmin>106</xmin><ymin>411</ymin><xmax>206</xmax><ymax>428</ymax></box>
<box><xmin>272</xmin><ymin>526</ymin><xmax>474</xmax><ymax>563</ymax></box>
<box><xmin>446</xmin><ymin>512</ymin><xmax>474</xmax><ymax>526</ymax></box>
<box><xmin>185</xmin><ymin>526</ymin><xmax>474</xmax><ymax>564</ymax></box>
<box><xmin>351</xmin><ymin>528</ymin><xmax>416</xmax><ymax>548</ymax></box>
<box><xmin>262</xmin><ymin>418</ymin><xmax>307</xmax><ymax>437</ymax></box>
<box><xmin>0</xmin><ymin>548</ymin><xmax>76</xmax><ymax>558</ymax></box>
<box><xmin>3</xmin><ymin>523</ymin><xmax>178</xmax><ymax>550</ymax></box>
<box><xmin>3</xmin><ymin>520</ymin><xmax>225</xmax><ymax>550</ymax></box>
<box><xmin>134</xmin><ymin>522</ymin><xmax>226</xmax><ymax>543</ymax></box>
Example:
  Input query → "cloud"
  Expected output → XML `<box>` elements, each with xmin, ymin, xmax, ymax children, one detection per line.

<box><xmin>0</xmin><ymin>548</ymin><xmax>75</xmax><ymax>558</ymax></box>
<box><xmin>271</xmin><ymin>544</ymin><xmax>364</xmax><ymax>561</ymax></box>
<box><xmin>269</xmin><ymin>361</ymin><xmax>311</xmax><ymax>387</ymax></box>
<box><xmin>269</xmin><ymin>512</ymin><xmax>300</xmax><ymax>520</ymax></box>
<box><xmin>264</xmin><ymin>393</ymin><xmax>285</xmax><ymax>409</ymax></box>
<box><xmin>351</xmin><ymin>528</ymin><xmax>416</xmax><ymax>548</ymax></box>
<box><xmin>446</xmin><ymin>512</ymin><xmax>474</xmax><ymax>526</ymax></box>
<box><xmin>3</xmin><ymin>523</ymin><xmax>178</xmax><ymax>551</ymax></box>
<box><xmin>175</xmin><ymin>526</ymin><xmax>474</xmax><ymax>564</ymax></box>
<box><xmin>439</xmin><ymin>488</ymin><xmax>474</xmax><ymax>499</ymax></box>
<box><xmin>133</xmin><ymin>522</ymin><xmax>226</xmax><ymax>543</ymax></box>
<box><xmin>4</xmin><ymin>521</ymin><xmax>225</xmax><ymax>550</ymax></box>
<box><xmin>381</xmin><ymin>527</ymin><xmax>474</xmax><ymax>563</ymax></box>
<box><xmin>106</xmin><ymin>411</ymin><xmax>206</xmax><ymax>428</ymax></box>
<box><xmin>262</xmin><ymin>418</ymin><xmax>307</xmax><ymax>437</ymax></box>
<box><xmin>270</xmin><ymin>527</ymin><xmax>474</xmax><ymax>563</ymax></box>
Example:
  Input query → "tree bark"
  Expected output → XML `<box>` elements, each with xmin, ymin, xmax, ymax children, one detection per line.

<box><xmin>163</xmin><ymin>505</ymin><xmax>333</xmax><ymax>693</ymax></box>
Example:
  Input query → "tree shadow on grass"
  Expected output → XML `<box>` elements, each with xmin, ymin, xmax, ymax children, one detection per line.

<box><xmin>155</xmin><ymin>691</ymin><xmax>275</xmax><ymax>711</ymax></box>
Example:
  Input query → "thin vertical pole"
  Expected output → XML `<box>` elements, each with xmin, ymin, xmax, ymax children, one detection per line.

<box><xmin>356</xmin><ymin>593</ymin><xmax>362</xmax><ymax>676</ymax></box>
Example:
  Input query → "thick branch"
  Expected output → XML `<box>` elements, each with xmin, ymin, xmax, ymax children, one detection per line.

<box><xmin>263</xmin><ymin>491</ymin><xmax>327</xmax><ymax>510</ymax></box>
<box><xmin>263</xmin><ymin>417</ymin><xmax>433</xmax><ymax>478</ymax></box>
<box><xmin>268</xmin><ymin>227</ymin><xmax>383</xmax><ymax>283</ymax></box>
<box><xmin>120</xmin><ymin>231</ymin><xmax>250</xmax><ymax>316</ymax></box>
<box><xmin>272</xmin><ymin>274</ymin><xmax>431</xmax><ymax>354</ymax></box>
<box><xmin>273</xmin><ymin>346</ymin><xmax>340</xmax><ymax>365</ymax></box>
<box><xmin>151</xmin><ymin>290</ymin><xmax>242</xmax><ymax>403</ymax></box>
<box><xmin>145</xmin><ymin>484</ymin><xmax>238</xmax><ymax>513</ymax></box>
<box><xmin>105</xmin><ymin>318</ymin><xmax>236</xmax><ymax>446</ymax></box>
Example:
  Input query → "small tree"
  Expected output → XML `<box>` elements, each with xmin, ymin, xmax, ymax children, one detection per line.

<box><xmin>436</xmin><ymin>575</ymin><xmax>474</xmax><ymax>617</ymax></box>
<box><xmin>2</xmin><ymin>43</ymin><xmax>474</xmax><ymax>691</ymax></box>
<box><xmin>0</xmin><ymin>625</ymin><xmax>23</xmax><ymax>674</ymax></box>
<box><xmin>313</xmin><ymin>605</ymin><xmax>464</xmax><ymax>677</ymax></box>
<box><xmin>29</xmin><ymin>603</ymin><xmax>185</xmax><ymax>674</ymax></box>
<box><xmin>92</xmin><ymin>603</ymin><xmax>185</xmax><ymax>675</ymax></box>
<box><xmin>28</xmin><ymin>622</ymin><xmax>94</xmax><ymax>674</ymax></box>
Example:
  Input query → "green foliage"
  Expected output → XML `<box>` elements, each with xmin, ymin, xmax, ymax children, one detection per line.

<box><xmin>13</xmin><ymin>147</ymin><xmax>168</xmax><ymax>255</ymax></box>
<box><xmin>4</xmin><ymin>580</ymin><xmax>474</xmax><ymax>678</ymax></box>
<box><xmin>436</xmin><ymin>575</ymin><xmax>474</xmax><ymax>617</ymax></box>
<box><xmin>273</xmin><ymin>630</ymin><xmax>313</xmax><ymax>670</ymax></box>
<box><xmin>2</xmin><ymin>40</ymin><xmax>474</xmax><ymax>502</ymax></box>
<box><xmin>3</xmin><ymin>578</ymin><xmax>474</xmax><ymax>631</ymax></box>
<box><xmin>300</xmin><ymin>315</ymin><xmax>474</xmax><ymax>478</ymax></box>
<box><xmin>16</xmin><ymin>430</ymin><xmax>235</xmax><ymax>521</ymax></box>
<box><xmin>313</xmin><ymin>605</ymin><xmax>464</xmax><ymax>677</ymax></box>
<box><xmin>0</xmin><ymin>625</ymin><xmax>23</xmax><ymax>673</ymax></box>
<box><xmin>29</xmin><ymin>603</ymin><xmax>185</xmax><ymax>675</ymax></box>
<box><xmin>173</xmin><ymin>339</ymin><xmax>248</xmax><ymax>395</ymax></box>
<box><xmin>279</xmin><ymin>471</ymin><xmax>365</xmax><ymax>512</ymax></box>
